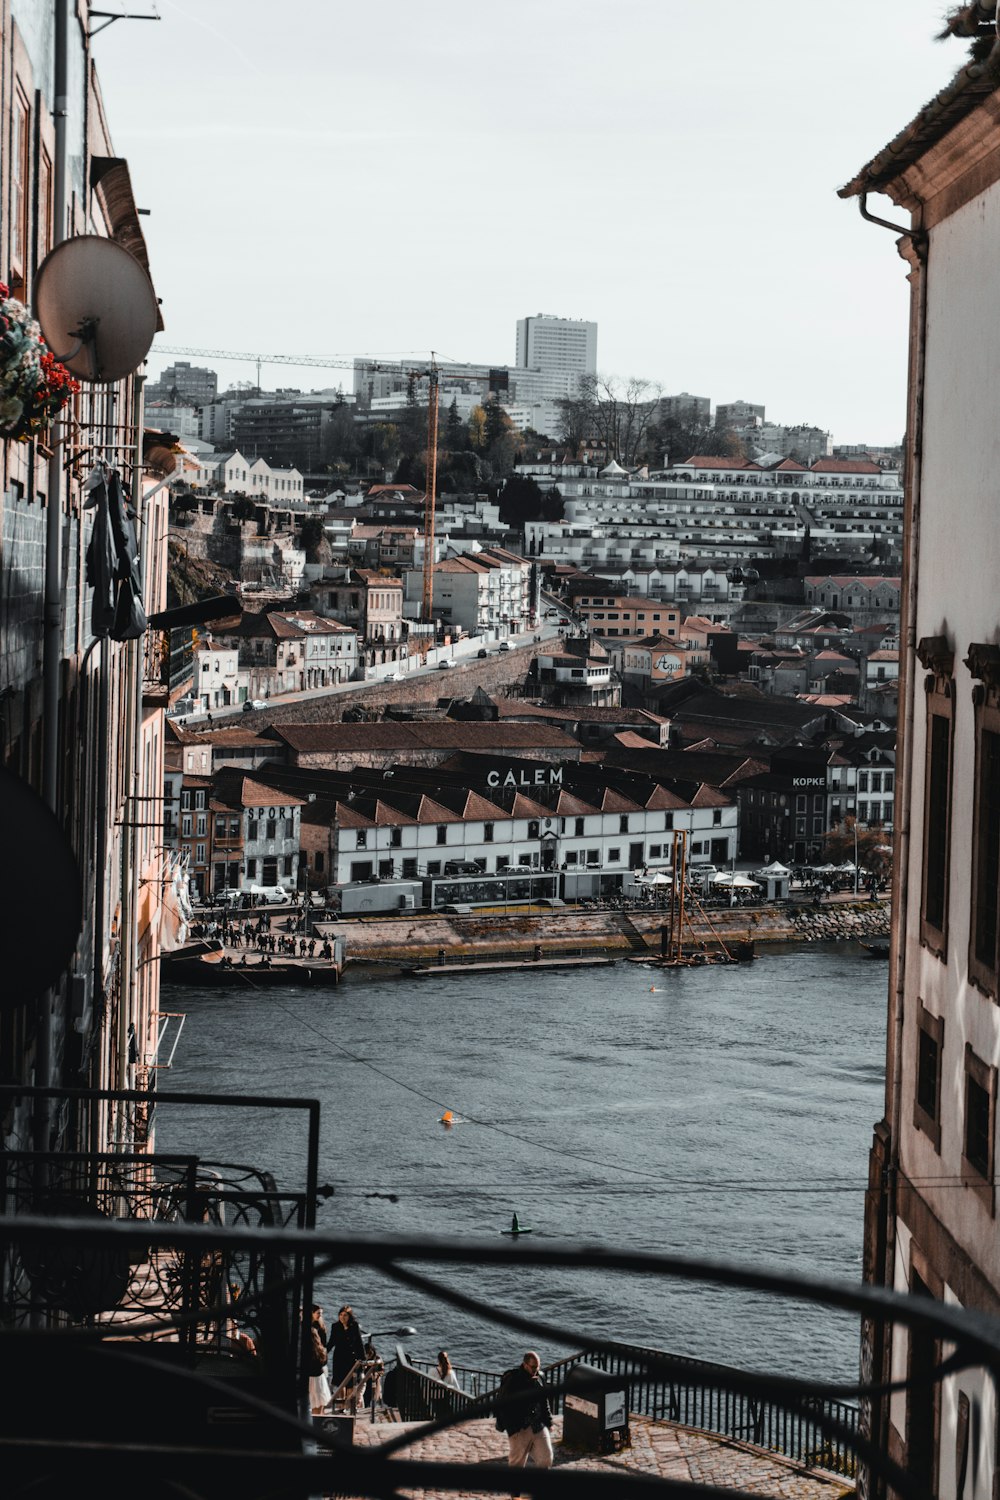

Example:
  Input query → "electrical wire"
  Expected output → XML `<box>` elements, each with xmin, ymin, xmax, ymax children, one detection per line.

<box><xmin>273</xmin><ymin>998</ymin><xmax>665</xmax><ymax>1181</ymax></box>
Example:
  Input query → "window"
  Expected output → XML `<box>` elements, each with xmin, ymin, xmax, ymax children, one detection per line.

<box><xmin>484</xmin><ymin>822</ymin><xmax>494</xmax><ymax>843</ymax></box>
<box><xmin>608</xmin><ymin>848</ymin><xmax>621</xmax><ymax>863</ymax></box>
<box><xmin>378</xmin><ymin>859</ymin><xmax>393</xmax><ymax>878</ymax></box>
<box><xmin>196</xmin><ymin>814</ymin><xmax>207</xmax><ymax>836</ymax></box>
<box><xmin>356</xmin><ymin>830</ymin><xmax>367</xmax><ymax>849</ymax></box>
<box><xmin>620</xmin><ymin>816</ymin><xmax>629</xmax><ymax>834</ymax></box>
<box><xmin>565</xmin><ymin>851</ymin><xmax>578</xmax><ymax>865</ymax></box>
<box><xmin>195</xmin><ymin>791</ymin><xmax>206</xmax><ymax>810</ymax></box>
<box><xmin>230</xmin><ymin>817</ymin><xmax>240</xmax><ymax>838</ymax></box>
<box><xmin>963</xmin><ymin>1046</ymin><xmax>996</xmax><ymax>1209</ymax></box>
<box><xmin>215</xmin><ymin>815</ymin><xmax>226</xmax><ymax>836</ymax></box>
<box><xmin>649</xmin><ymin>844</ymin><xmax>662</xmax><ymax>860</ymax></box>
<box><xmin>315</xmin><ymin>852</ymin><xmax>325</xmax><ymax>873</ymax></box>
<box><xmin>968</xmin><ymin>644</ymin><xmax>1000</xmax><ymax>996</ymax></box>
<box><xmin>181</xmin><ymin>790</ymin><xmax>191</xmax><ymax>810</ymax></box>
<box><xmin>426</xmin><ymin>860</ymin><xmax>441</xmax><ymax>876</ymax></box>
<box><xmin>195</xmin><ymin>843</ymin><xmax>206</xmax><ymax>865</ymax></box>
<box><xmin>283</xmin><ymin>856</ymin><xmax>293</xmax><ymax>877</ymax></box>
<box><xmin>528</xmin><ymin>820</ymin><xmax>540</xmax><ymax>838</ymax></box>
<box><xmin>10</xmin><ymin>88</ymin><xmax>30</xmax><ymax>278</ymax></box>
<box><xmin>402</xmin><ymin>858</ymin><xmax>418</xmax><ymax>878</ymax></box>
<box><xmin>181</xmin><ymin>815</ymin><xmax>192</xmax><ymax>838</ymax></box>
<box><xmin>858</xmin><ymin>771</ymin><xmax>869</xmax><ymax>793</ymax></box>
<box><xmin>914</xmin><ymin>1002</ymin><xmax>943</xmax><ymax>1151</ymax></box>
<box><xmin>390</xmin><ymin>828</ymin><xmax>402</xmax><ymax>847</ymax></box>
<box><xmin>664</xmin><ymin>813</ymin><xmax>674</xmax><ymax>830</ymax></box>
<box><xmin>796</xmin><ymin>795</ymin><xmax>807</xmax><ymax>813</ymax></box>
<box><xmin>246</xmin><ymin>859</ymin><xmax>257</xmax><ymax>879</ymax></box>
<box><xmin>496</xmin><ymin>856</ymin><xmax>510</xmax><ymax>870</ymax></box>
<box><xmin>436</xmin><ymin>826</ymin><xmax>448</xmax><ymax>845</ymax></box>
<box><xmin>575</xmin><ymin>818</ymin><xmax>585</xmax><ymax>836</ymax></box>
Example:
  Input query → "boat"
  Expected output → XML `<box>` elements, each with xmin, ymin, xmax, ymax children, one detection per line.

<box><xmin>500</xmin><ymin>1226</ymin><xmax>533</xmax><ymax>1237</ymax></box>
<box><xmin>859</xmin><ymin>939</ymin><xmax>890</xmax><ymax>959</ymax></box>
<box><xmin>161</xmin><ymin>939</ymin><xmax>343</xmax><ymax>987</ymax></box>
<box><xmin>645</xmin><ymin>833</ymin><xmax>756</xmax><ymax>969</ymax></box>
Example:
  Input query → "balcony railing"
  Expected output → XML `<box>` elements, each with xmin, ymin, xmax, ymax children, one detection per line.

<box><xmin>142</xmin><ymin>627</ymin><xmax>170</xmax><ymax>706</ymax></box>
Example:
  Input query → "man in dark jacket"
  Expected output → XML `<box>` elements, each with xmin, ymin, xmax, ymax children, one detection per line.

<box><xmin>495</xmin><ymin>1350</ymin><xmax>554</xmax><ymax>1472</ymax></box>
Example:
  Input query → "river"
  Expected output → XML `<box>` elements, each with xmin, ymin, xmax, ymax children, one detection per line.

<box><xmin>158</xmin><ymin>941</ymin><xmax>887</xmax><ymax>1385</ymax></box>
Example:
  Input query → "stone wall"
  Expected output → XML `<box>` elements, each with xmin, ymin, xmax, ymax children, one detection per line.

<box><xmin>228</xmin><ymin>640</ymin><xmax>551</xmax><ymax>728</ymax></box>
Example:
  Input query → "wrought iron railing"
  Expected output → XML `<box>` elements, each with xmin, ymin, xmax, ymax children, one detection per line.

<box><xmin>0</xmin><ymin>1085</ymin><xmax>320</xmax><ymax>1393</ymax></box>
<box><xmin>396</xmin><ymin>1343</ymin><xmax>857</xmax><ymax>1477</ymax></box>
<box><xmin>1</xmin><ymin>1096</ymin><xmax>993</xmax><ymax>1499</ymax></box>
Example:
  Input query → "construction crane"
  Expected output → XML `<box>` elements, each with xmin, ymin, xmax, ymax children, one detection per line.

<box><xmin>153</xmin><ymin>344</ymin><xmax>507</xmax><ymax>625</ymax></box>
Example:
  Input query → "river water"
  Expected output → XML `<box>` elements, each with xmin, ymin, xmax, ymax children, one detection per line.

<box><xmin>158</xmin><ymin>941</ymin><xmax>887</xmax><ymax>1385</ymax></box>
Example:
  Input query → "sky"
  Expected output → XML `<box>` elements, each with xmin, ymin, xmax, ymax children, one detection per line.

<box><xmin>94</xmin><ymin>1</ymin><xmax>966</xmax><ymax>447</ymax></box>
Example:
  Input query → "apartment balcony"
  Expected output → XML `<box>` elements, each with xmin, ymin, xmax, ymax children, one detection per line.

<box><xmin>142</xmin><ymin>628</ymin><xmax>171</xmax><ymax>707</ymax></box>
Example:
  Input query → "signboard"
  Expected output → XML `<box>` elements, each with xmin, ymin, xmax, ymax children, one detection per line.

<box><xmin>486</xmin><ymin>767</ymin><xmax>564</xmax><ymax>789</ymax></box>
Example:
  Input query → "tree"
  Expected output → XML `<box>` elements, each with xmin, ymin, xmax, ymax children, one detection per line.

<box><xmin>231</xmin><ymin>494</ymin><xmax>256</xmax><ymax>522</ymax></box>
<box><xmin>298</xmin><ymin>516</ymin><xmax>327</xmax><ymax>559</ymax></box>
<box><xmin>571</xmin><ymin>373</ymin><xmax>662</xmax><ymax>465</ymax></box>
<box><xmin>555</xmin><ymin>389</ymin><xmax>595</xmax><ymax>455</ymax></box>
<box><xmin>648</xmin><ymin>414</ymin><xmax>747</xmax><ymax>466</ymax></box>
<box><xmin>541</xmin><ymin>485</ymin><xmax>564</xmax><ymax>522</ymax></box>
<box><xmin>468</xmin><ymin>404</ymin><xmax>488</xmax><ymax>452</ymax></box>
<box><xmin>497</xmin><ymin>475</ymin><xmax>544</xmax><ymax>527</ymax></box>
<box><xmin>170</xmin><ymin>486</ymin><xmax>200</xmax><ymax>514</ymax></box>
<box><xmin>322</xmin><ymin>404</ymin><xmax>361</xmax><ymax>468</ymax></box>
<box><xmin>444</xmin><ymin>397</ymin><xmax>466</xmax><ymax>452</ymax></box>
<box><xmin>822</xmin><ymin>816</ymin><xmax>892</xmax><ymax>876</ymax></box>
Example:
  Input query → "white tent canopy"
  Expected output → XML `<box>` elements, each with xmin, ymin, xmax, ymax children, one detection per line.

<box><xmin>713</xmin><ymin>873</ymin><xmax>760</xmax><ymax>889</ymax></box>
<box><xmin>755</xmin><ymin>860</ymin><xmax>791</xmax><ymax>877</ymax></box>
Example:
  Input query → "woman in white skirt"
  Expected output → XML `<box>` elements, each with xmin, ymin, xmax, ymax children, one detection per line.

<box><xmin>309</xmin><ymin>1304</ymin><xmax>332</xmax><ymax>1414</ymax></box>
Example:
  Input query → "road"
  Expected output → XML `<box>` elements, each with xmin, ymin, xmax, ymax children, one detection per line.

<box><xmin>170</xmin><ymin>618</ymin><xmax>566</xmax><ymax>728</ymax></box>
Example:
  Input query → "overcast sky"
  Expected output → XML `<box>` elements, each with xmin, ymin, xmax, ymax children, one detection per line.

<box><xmin>95</xmin><ymin>1</ymin><xmax>964</xmax><ymax>446</ymax></box>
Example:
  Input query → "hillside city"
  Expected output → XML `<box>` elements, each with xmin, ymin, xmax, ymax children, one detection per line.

<box><xmin>156</xmin><ymin>317</ymin><xmax>901</xmax><ymax>907</ymax></box>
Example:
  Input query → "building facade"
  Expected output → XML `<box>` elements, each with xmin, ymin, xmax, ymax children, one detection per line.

<box><xmin>0</xmin><ymin>5</ymin><xmax>169</xmax><ymax>1158</ymax></box>
<box><xmin>842</xmin><ymin>28</ymin><xmax>1000</xmax><ymax>1494</ymax></box>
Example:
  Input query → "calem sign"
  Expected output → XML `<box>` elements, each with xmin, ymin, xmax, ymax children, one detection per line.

<box><xmin>486</xmin><ymin>767</ymin><xmax>564</xmax><ymax>789</ymax></box>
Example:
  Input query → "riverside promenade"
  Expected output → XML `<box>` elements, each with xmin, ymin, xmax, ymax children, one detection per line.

<box><xmin>347</xmin><ymin>1414</ymin><xmax>853</xmax><ymax>1497</ymax></box>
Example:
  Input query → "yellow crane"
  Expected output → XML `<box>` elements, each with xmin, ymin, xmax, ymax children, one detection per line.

<box><xmin>154</xmin><ymin>344</ymin><xmax>506</xmax><ymax>624</ymax></box>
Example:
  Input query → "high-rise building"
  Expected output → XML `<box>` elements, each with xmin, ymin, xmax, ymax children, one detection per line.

<box><xmin>515</xmin><ymin>315</ymin><xmax>598</xmax><ymax>377</ymax></box>
<box><xmin>147</xmin><ymin>360</ymin><xmax>218</xmax><ymax>406</ymax></box>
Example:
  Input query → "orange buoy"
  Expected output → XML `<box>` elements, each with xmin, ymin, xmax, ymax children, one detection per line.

<box><xmin>440</xmin><ymin>1110</ymin><xmax>453</xmax><ymax>1127</ymax></box>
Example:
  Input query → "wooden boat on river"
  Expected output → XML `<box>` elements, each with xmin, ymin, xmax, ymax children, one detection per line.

<box><xmin>161</xmin><ymin>938</ymin><xmax>343</xmax><ymax>987</ymax></box>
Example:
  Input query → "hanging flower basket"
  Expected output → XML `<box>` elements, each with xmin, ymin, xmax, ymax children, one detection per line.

<box><xmin>0</xmin><ymin>280</ymin><xmax>80</xmax><ymax>441</ymax></box>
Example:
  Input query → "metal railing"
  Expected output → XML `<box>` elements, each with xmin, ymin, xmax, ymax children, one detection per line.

<box><xmin>396</xmin><ymin>1343</ymin><xmax>856</xmax><ymax>1477</ymax></box>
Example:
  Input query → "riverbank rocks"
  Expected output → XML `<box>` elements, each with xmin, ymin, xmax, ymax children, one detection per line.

<box><xmin>785</xmin><ymin>901</ymin><xmax>891</xmax><ymax>943</ymax></box>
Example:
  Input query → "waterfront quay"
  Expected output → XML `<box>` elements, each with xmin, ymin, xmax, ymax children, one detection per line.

<box><xmin>347</xmin><ymin>1414</ymin><xmax>851</xmax><ymax>1497</ymax></box>
<box><xmin>184</xmin><ymin>891</ymin><xmax>890</xmax><ymax>980</ymax></box>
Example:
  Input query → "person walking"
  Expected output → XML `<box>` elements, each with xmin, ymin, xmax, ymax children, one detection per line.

<box><xmin>436</xmin><ymin>1349</ymin><xmax>460</xmax><ymax>1390</ymax></box>
<box><xmin>307</xmin><ymin>1304</ymin><xmax>332</xmax><ymax>1416</ymax></box>
<box><xmin>327</xmin><ymin>1304</ymin><xmax>365</xmax><ymax>1408</ymax></box>
<box><xmin>495</xmin><ymin>1350</ymin><xmax>553</xmax><ymax>1474</ymax></box>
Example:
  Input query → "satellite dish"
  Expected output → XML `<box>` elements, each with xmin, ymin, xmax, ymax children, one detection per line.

<box><xmin>33</xmin><ymin>235</ymin><xmax>158</xmax><ymax>383</ymax></box>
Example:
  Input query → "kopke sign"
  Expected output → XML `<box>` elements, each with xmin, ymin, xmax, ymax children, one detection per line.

<box><xmin>487</xmin><ymin>767</ymin><xmax>564</xmax><ymax>788</ymax></box>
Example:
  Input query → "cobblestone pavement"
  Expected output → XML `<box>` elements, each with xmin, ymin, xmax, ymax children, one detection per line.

<box><xmin>335</xmin><ymin>1415</ymin><xmax>854</xmax><ymax>1498</ymax></box>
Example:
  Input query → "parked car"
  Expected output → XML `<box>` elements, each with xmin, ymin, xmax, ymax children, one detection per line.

<box><xmin>242</xmin><ymin>699</ymin><xmax>268</xmax><ymax>711</ymax></box>
<box><xmin>385</xmin><ymin>671</ymin><xmax>404</xmax><ymax>681</ymax></box>
<box><xmin>477</xmin><ymin>648</ymin><xmax>489</xmax><ymax>658</ymax></box>
<box><xmin>437</xmin><ymin>660</ymin><xmax>453</xmax><ymax>669</ymax></box>
<box><xmin>498</xmin><ymin>641</ymin><xmax>511</xmax><ymax>652</ymax></box>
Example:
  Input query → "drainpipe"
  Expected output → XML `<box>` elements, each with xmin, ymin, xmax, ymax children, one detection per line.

<box><xmin>121</xmin><ymin>372</ymin><xmax>147</xmax><ymax>1098</ymax></box>
<box><xmin>35</xmin><ymin>0</ymin><xmax>70</xmax><ymax>1154</ymax></box>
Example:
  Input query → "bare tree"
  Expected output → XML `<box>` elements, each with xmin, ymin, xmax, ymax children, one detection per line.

<box><xmin>581</xmin><ymin>374</ymin><xmax>662</xmax><ymax>465</ymax></box>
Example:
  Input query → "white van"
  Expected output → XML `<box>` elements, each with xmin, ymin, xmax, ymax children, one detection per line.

<box><xmin>249</xmin><ymin>884</ymin><xmax>291</xmax><ymax>905</ymax></box>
